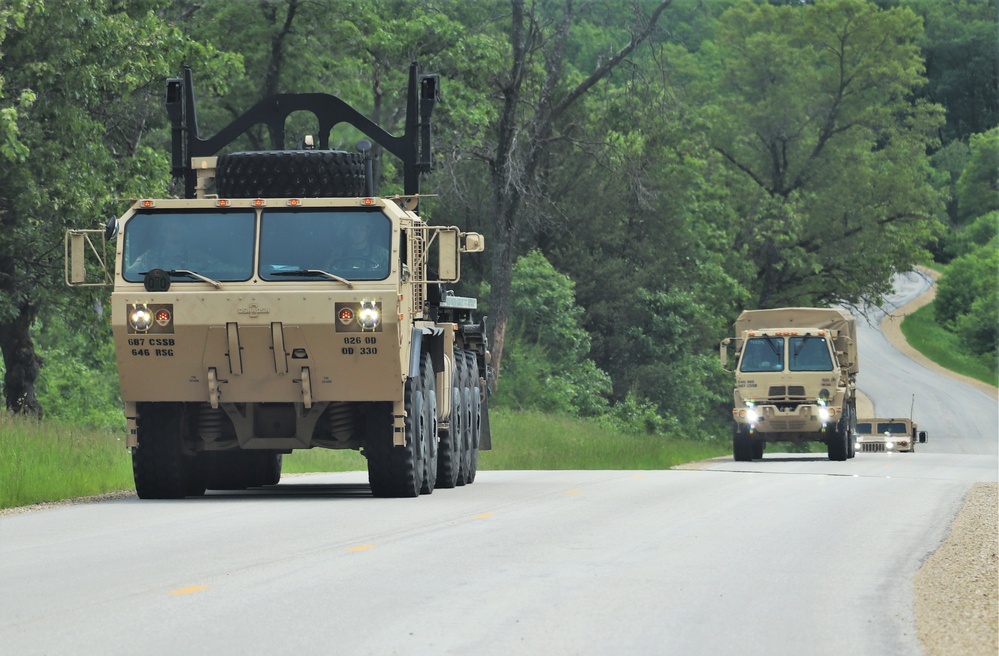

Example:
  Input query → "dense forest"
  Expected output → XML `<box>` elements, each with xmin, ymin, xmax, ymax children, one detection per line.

<box><xmin>0</xmin><ymin>0</ymin><xmax>996</xmax><ymax>438</ymax></box>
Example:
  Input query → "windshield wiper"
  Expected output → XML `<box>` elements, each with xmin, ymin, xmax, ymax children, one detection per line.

<box><xmin>793</xmin><ymin>334</ymin><xmax>814</xmax><ymax>358</ymax></box>
<box><xmin>166</xmin><ymin>269</ymin><xmax>223</xmax><ymax>289</ymax></box>
<box><xmin>271</xmin><ymin>269</ymin><xmax>354</xmax><ymax>288</ymax></box>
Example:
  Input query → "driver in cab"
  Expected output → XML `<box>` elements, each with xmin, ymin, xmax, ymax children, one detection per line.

<box><xmin>325</xmin><ymin>220</ymin><xmax>390</xmax><ymax>273</ymax></box>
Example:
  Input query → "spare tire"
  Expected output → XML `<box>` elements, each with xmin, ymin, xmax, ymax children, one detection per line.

<box><xmin>216</xmin><ymin>150</ymin><xmax>366</xmax><ymax>198</ymax></box>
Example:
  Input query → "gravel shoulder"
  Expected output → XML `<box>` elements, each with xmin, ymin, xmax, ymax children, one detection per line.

<box><xmin>889</xmin><ymin>267</ymin><xmax>998</xmax><ymax>656</ymax></box>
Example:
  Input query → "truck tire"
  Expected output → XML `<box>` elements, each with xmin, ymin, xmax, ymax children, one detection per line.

<box><xmin>845</xmin><ymin>403</ymin><xmax>857</xmax><ymax>459</ymax></box>
<box><xmin>215</xmin><ymin>150</ymin><xmax>366</xmax><ymax>199</ymax></box>
<box><xmin>463</xmin><ymin>351</ymin><xmax>481</xmax><ymax>484</ymax></box>
<box><xmin>827</xmin><ymin>416</ymin><xmax>850</xmax><ymax>461</ymax></box>
<box><xmin>132</xmin><ymin>402</ymin><xmax>202</xmax><ymax>499</ymax></box>
<box><xmin>367</xmin><ymin>371</ymin><xmax>428</xmax><ymax>498</ymax></box>
<box><xmin>751</xmin><ymin>438</ymin><xmax>765</xmax><ymax>460</ymax></box>
<box><xmin>455</xmin><ymin>351</ymin><xmax>473</xmax><ymax>485</ymax></box>
<box><xmin>732</xmin><ymin>424</ymin><xmax>754</xmax><ymax>462</ymax></box>
<box><xmin>420</xmin><ymin>353</ymin><xmax>438</xmax><ymax>495</ymax></box>
<box><xmin>436</xmin><ymin>353</ymin><xmax>462</xmax><ymax>489</ymax></box>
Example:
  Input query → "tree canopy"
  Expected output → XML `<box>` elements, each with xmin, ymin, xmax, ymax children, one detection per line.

<box><xmin>0</xmin><ymin>0</ymin><xmax>992</xmax><ymax>435</ymax></box>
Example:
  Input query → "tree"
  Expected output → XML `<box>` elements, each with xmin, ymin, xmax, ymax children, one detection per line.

<box><xmin>693</xmin><ymin>0</ymin><xmax>946</xmax><ymax>308</ymax></box>
<box><xmin>0</xmin><ymin>0</ymin><xmax>232</xmax><ymax>415</ymax></box>
<box><xmin>481</xmin><ymin>0</ymin><xmax>673</xmax><ymax>381</ymax></box>
<box><xmin>955</xmin><ymin>127</ymin><xmax>999</xmax><ymax>223</ymax></box>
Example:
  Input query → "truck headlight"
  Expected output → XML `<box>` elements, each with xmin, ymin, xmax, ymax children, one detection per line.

<box><xmin>129</xmin><ymin>305</ymin><xmax>153</xmax><ymax>332</ymax></box>
<box><xmin>885</xmin><ymin>441</ymin><xmax>894</xmax><ymax>451</ymax></box>
<box><xmin>746</xmin><ymin>408</ymin><xmax>759</xmax><ymax>423</ymax></box>
<box><xmin>818</xmin><ymin>407</ymin><xmax>830</xmax><ymax>421</ymax></box>
<box><xmin>358</xmin><ymin>300</ymin><xmax>381</xmax><ymax>331</ymax></box>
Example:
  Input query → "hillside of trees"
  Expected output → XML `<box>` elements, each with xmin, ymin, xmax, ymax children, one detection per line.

<box><xmin>0</xmin><ymin>0</ymin><xmax>995</xmax><ymax>439</ymax></box>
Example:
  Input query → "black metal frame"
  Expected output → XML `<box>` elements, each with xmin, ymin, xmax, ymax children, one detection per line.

<box><xmin>166</xmin><ymin>63</ymin><xmax>439</xmax><ymax>200</ymax></box>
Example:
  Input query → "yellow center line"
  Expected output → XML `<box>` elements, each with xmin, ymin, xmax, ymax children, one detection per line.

<box><xmin>347</xmin><ymin>544</ymin><xmax>376</xmax><ymax>552</ymax></box>
<box><xmin>474</xmin><ymin>512</ymin><xmax>495</xmax><ymax>519</ymax></box>
<box><xmin>168</xmin><ymin>585</ymin><xmax>210</xmax><ymax>596</ymax></box>
<box><xmin>565</xmin><ymin>489</ymin><xmax>581</xmax><ymax>495</ymax></box>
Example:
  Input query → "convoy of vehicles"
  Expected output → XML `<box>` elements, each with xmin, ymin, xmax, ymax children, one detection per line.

<box><xmin>855</xmin><ymin>418</ymin><xmax>927</xmax><ymax>453</ymax></box>
<box><xmin>720</xmin><ymin>308</ymin><xmax>860</xmax><ymax>461</ymax></box>
<box><xmin>66</xmin><ymin>64</ymin><xmax>492</xmax><ymax>499</ymax></box>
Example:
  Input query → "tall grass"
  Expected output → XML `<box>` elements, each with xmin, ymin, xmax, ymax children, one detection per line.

<box><xmin>480</xmin><ymin>409</ymin><xmax>729</xmax><ymax>469</ymax></box>
<box><xmin>0</xmin><ymin>409</ymin><xmax>728</xmax><ymax>509</ymax></box>
<box><xmin>0</xmin><ymin>415</ymin><xmax>133</xmax><ymax>510</ymax></box>
<box><xmin>901</xmin><ymin>303</ymin><xmax>998</xmax><ymax>387</ymax></box>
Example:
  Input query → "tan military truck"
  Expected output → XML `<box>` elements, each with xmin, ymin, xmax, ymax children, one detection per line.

<box><xmin>65</xmin><ymin>64</ymin><xmax>491</xmax><ymax>499</ymax></box>
<box><xmin>720</xmin><ymin>308</ymin><xmax>859</xmax><ymax>461</ymax></box>
<box><xmin>855</xmin><ymin>418</ymin><xmax>927</xmax><ymax>453</ymax></box>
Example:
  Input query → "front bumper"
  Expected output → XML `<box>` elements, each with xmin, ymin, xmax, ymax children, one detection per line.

<box><xmin>732</xmin><ymin>403</ymin><xmax>839</xmax><ymax>435</ymax></box>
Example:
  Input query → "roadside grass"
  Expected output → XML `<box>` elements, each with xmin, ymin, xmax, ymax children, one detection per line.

<box><xmin>0</xmin><ymin>409</ymin><xmax>728</xmax><ymax>509</ymax></box>
<box><xmin>0</xmin><ymin>415</ymin><xmax>133</xmax><ymax>510</ymax></box>
<box><xmin>479</xmin><ymin>409</ymin><xmax>729</xmax><ymax>469</ymax></box>
<box><xmin>901</xmin><ymin>303</ymin><xmax>998</xmax><ymax>388</ymax></box>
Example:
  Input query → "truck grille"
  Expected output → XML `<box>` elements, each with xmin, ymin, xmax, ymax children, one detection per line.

<box><xmin>767</xmin><ymin>420</ymin><xmax>807</xmax><ymax>431</ymax></box>
<box><xmin>860</xmin><ymin>443</ymin><xmax>886</xmax><ymax>452</ymax></box>
<box><xmin>767</xmin><ymin>385</ymin><xmax>806</xmax><ymax>400</ymax></box>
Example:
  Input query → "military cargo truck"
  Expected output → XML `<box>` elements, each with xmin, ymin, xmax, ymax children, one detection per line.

<box><xmin>855</xmin><ymin>418</ymin><xmax>927</xmax><ymax>453</ymax></box>
<box><xmin>65</xmin><ymin>64</ymin><xmax>491</xmax><ymax>499</ymax></box>
<box><xmin>720</xmin><ymin>308</ymin><xmax>859</xmax><ymax>461</ymax></box>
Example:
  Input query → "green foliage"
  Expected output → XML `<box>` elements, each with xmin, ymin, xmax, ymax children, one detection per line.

<box><xmin>903</xmin><ymin>0</ymin><xmax>999</xmax><ymax>142</ymax></box>
<box><xmin>32</xmin><ymin>317</ymin><xmax>125</xmax><ymax>431</ymax></box>
<box><xmin>956</xmin><ymin>127</ymin><xmax>999</xmax><ymax>223</ymax></box>
<box><xmin>935</xmin><ymin>247</ymin><xmax>999</xmax><ymax>360</ymax></box>
<box><xmin>903</xmin><ymin>302</ymin><xmax>998</xmax><ymax>386</ymax></box>
<box><xmin>494</xmin><ymin>251</ymin><xmax>613</xmax><ymax>418</ymax></box>
<box><xmin>691</xmin><ymin>0</ymin><xmax>946</xmax><ymax>307</ymax></box>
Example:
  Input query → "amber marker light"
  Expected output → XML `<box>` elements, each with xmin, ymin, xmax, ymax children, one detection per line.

<box><xmin>217</xmin><ymin>199</ymin><xmax>230</xmax><ymax>207</ymax></box>
<box><xmin>141</xmin><ymin>200</ymin><xmax>155</xmax><ymax>208</ymax></box>
<box><xmin>362</xmin><ymin>198</ymin><xmax>374</xmax><ymax>206</ymax></box>
<box><xmin>253</xmin><ymin>199</ymin><xmax>266</xmax><ymax>207</ymax></box>
<box><xmin>287</xmin><ymin>198</ymin><xmax>301</xmax><ymax>206</ymax></box>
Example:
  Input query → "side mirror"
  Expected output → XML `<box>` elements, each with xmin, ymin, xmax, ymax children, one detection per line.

<box><xmin>104</xmin><ymin>216</ymin><xmax>119</xmax><ymax>240</ymax></box>
<box><xmin>918</xmin><ymin>431</ymin><xmax>927</xmax><ymax>443</ymax></box>
<box><xmin>720</xmin><ymin>338</ymin><xmax>732</xmax><ymax>370</ymax></box>
<box><xmin>436</xmin><ymin>228</ymin><xmax>459</xmax><ymax>282</ymax></box>
<box><xmin>65</xmin><ymin>228</ymin><xmax>112</xmax><ymax>287</ymax></box>
<box><xmin>462</xmin><ymin>232</ymin><xmax>484</xmax><ymax>253</ymax></box>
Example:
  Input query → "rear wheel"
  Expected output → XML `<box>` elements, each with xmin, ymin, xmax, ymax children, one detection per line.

<box><xmin>751</xmin><ymin>439</ymin><xmax>765</xmax><ymax>460</ymax></box>
<box><xmin>436</xmin><ymin>355</ymin><xmax>461</xmax><ymax>489</ymax></box>
<box><xmin>462</xmin><ymin>351</ymin><xmax>481</xmax><ymax>485</ymax></box>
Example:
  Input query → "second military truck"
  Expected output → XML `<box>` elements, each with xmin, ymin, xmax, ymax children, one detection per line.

<box><xmin>66</xmin><ymin>64</ymin><xmax>491</xmax><ymax>499</ymax></box>
<box><xmin>721</xmin><ymin>308</ymin><xmax>859</xmax><ymax>461</ymax></box>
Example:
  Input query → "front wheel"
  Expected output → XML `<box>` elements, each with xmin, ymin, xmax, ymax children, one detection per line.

<box><xmin>132</xmin><ymin>403</ymin><xmax>202</xmax><ymax>499</ymax></box>
<box><xmin>733</xmin><ymin>424</ymin><xmax>754</xmax><ymax>462</ymax></box>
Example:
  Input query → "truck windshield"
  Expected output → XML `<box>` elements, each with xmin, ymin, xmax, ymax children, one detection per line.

<box><xmin>877</xmin><ymin>422</ymin><xmax>908</xmax><ymax>434</ymax></box>
<box><xmin>739</xmin><ymin>337</ymin><xmax>784</xmax><ymax>372</ymax></box>
<box><xmin>122</xmin><ymin>210</ymin><xmax>256</xmax><ymax>282</ymax></box>
<box><xmin>857</xmin><ymin>423</ymin><xmax>873</xmax><ymax>434</ymax></box>
<box><xmin>788</xmin><ymin>336</ymin><xmax>834</xmax><ymax>371</ymax></box>
<box><xmin>259</xmin><ymin>209</ymin><xmax>391</xmax><ymax>281</ymax></box>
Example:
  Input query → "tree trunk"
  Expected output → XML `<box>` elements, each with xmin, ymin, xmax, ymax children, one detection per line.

<box><xmin>485</xmin><ymin>0</ymin><xmax>673</xmax><ymax>383</ymax></box>
<box><xmin>0</xmin><ymin>301</ymin><xmax>43</xmax><ymax>417</ymax></box>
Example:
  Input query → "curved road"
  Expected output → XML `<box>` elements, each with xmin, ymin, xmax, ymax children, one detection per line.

<box><xmin>1</xmin><ymin>273</ymin><xmax>995</xmax><ymax>655</ymax></box>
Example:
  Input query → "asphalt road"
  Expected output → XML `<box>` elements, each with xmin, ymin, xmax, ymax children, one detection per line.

<box><xmin>1</xmin><ymin>273</ymin><xmax>995</xmax><ymax>656</ymax></box>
